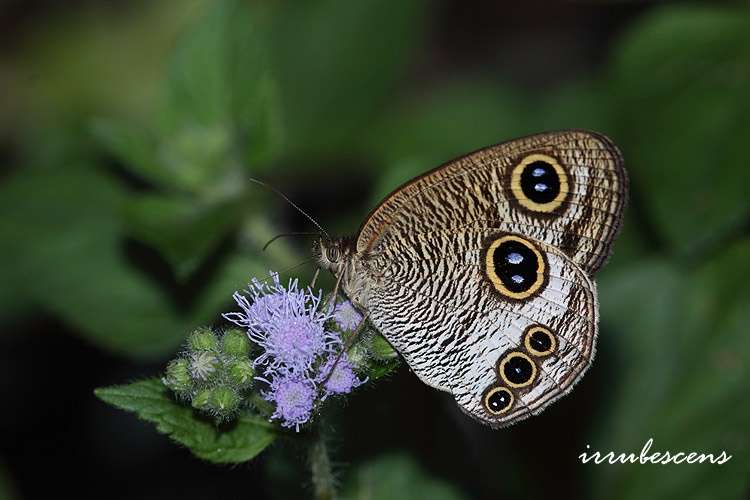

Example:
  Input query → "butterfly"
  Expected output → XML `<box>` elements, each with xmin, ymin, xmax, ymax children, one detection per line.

<box><xmin>314</xmin><ymin>130</ymin><xmax>628</xmax><ymax>427</ymax></box>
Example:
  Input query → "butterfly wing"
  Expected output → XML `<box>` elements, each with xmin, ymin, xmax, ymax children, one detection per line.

<box><xmin>357</xmin><ymin>130</ymin><xmax>627</xmax><ymax>276</ymax></box>
<box><xmin>352</xmin><ymin>130</ymin><xmax>623</xmax><ymax>426</ymax></box>
<box><xmin>361</xmin><ymin>222</ymin><xmax>597</xmax><ymax>427</ymax></box>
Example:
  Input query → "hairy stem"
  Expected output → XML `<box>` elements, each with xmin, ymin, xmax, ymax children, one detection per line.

<box><xmin>309</xmin><ymin>426</ymin><xmax>336</xmax><ymax>500</ymax></box>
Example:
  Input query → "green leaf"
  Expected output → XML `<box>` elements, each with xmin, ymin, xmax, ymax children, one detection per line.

<box><xmin>189</xmin><ymin>252</ymin><xmax>269</xmax><ymax>325</ymax></box>
<box><xmin>593</xmin><ymin>240</ymin><xmax>750</xmax><ymax>500</ymax></box>
<box><xmin>611</xmin><ymin>6</ymin><xmax>750</xmax><ymax>252</ymax></box>
<box><xmin>95</xmin><ymin>378</ymin><xmax>276</xmax><ymax>464</ymax></box>
<box><xmin>164</xmin><ymin>0</ymin><xmax>282</xmax><ymax>169</ymax></box>
<box><xmin>0</xmin><ymin>164</ymin><xmax>187</xmax><ymax>357</ymax></box>
<box><xmin>91</xmin><ymin>118</ymin><xmax>167</xmax><ymax>188</ymax></box>
<box><xmin>368</xmin><ymin>81</ymin><xmax>531</xmax><ymax>169</ymax></box>
<box><xmin>123</xmin><ymin>194</ymin><xmax>244</xmax><ymax>280</ymax></box>
<box><xmin>342</xmin><ymin>453</ymin><xmax>468</xmax><ymax>500</ymax></box>
<box><xmin>269</xmin><ymin>0</ymin><xmax>427</xmax><ymax>160</ymax></box>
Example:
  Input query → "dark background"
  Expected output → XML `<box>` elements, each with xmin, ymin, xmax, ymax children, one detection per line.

<box><xmin>1</xmin><ymin>1</ymin><xmax>749</xmax><ymax>499</ymax></box>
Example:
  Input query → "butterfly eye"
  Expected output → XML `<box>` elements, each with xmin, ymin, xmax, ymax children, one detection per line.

<box><xmin>498</xmin><ymin>351</ymin><xmax>537</xmax><ymax>388</ymax></box>
<box><xmin>509</xmin><ymin>153</ymin><xmax>570</xmax><ymax>214</ymax></box>
<box><xmin>483</xmin><ymin>386</ymin><xmax>514</xmax><ymax>415</ymax></box>
<box><xmin>484</xmin><ymin>234</ymin><xmax>547</xmax><ymax>301</ymax></box>
<box><xmin>328</xmin><ymin>246</ymin><xmax>340</xmax><ymax>262</ymax></box>
<box><xmin>524</xmin><ymin>325</ymin><xmax>557</xmax><ymax>357</ymax></box>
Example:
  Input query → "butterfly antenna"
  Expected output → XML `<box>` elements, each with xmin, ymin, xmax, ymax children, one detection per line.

<box><xmin>262</xmin><ymin>232</ymin><xmax>320</xmax><ymax>252</ymax></box>
<box><xmin>248</xmin><ymin>177</ymin><xmax>330</xmax><ymax>240</ymax></box>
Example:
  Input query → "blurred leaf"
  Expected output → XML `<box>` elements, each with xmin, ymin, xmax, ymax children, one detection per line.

<box><xmin>342</xmin><ymin>453</ymin><xmax>468</xmax><ymax>500</ymax></box>
<box><xmin>534</xmin><ymin>80</ymin><xmax>613</xmax><ymax>133</ymax></box>
<box><xmin>369</xmin><ymin>81</ymin><xmax>530</xmax><ymax>166</ymax></box>
<box><xmin>91</xmin><ymin>118</ymin><xmax>168</xmax><ymax>188</ymax></box>
<box><xmin>593</xmin><ymin>240</ymin><xmax>750</xmax><ymax>500</ymax></box>
<box><xmin>95</xmin><ymin>379</ymin><xmax>276</xmax><ymax>463</ymax></box>
<box><xmin>123</xmin><ymin>194</ymin><xmax>244</xmax><ymax>280</ymax></box>
<box><xmin>189</xmin><ymin>253</ymin><xmax>268</xmax><ymax>325</ymax></box>
<box><xmin>269</xmin><ymin>0</ymin><xmax>427</xmax><ymax>160</ymax></box>
<box><xmin>0</xmin><ymin>164</ymin><xmax>186</xmax><ymax>357</ymax></box>
<box><xmin>0</xmin><ymin>0</ymin><xmax>205</xmax><ymax>136</ymax></box>
<box><xmin>94</xmin><ymin>0</ymin><xmax>283</xmax><ymax>195</ymax></box>
<box><xmin>611</xmin><ymin>6</ymin><xmax>750</xmax><ymax>252</ymax></box>
<box><xmin>366</xmin><ymin>81</ymin><xmax>530</xmax><ymax>202</ymax></box>
<box><xmin>164</xmin><ymin>0</ymin><xmax>282</xmax><ymax>170</ymax></box>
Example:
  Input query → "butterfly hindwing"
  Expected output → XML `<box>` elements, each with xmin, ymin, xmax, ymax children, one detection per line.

<box><xmin>364</xmin><ymin>226</ymin><xmax>597</xmax><ymax>427</ymax></box>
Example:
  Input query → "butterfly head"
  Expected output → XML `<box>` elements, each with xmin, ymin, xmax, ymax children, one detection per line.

<box><xmin>313</xmin><ymin>237</ymin><xmax>355</xmax><ymax>274</ymax></box>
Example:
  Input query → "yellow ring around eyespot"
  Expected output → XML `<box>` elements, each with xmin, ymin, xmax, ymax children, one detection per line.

<box><xmin>483</xmin><ymin>386</ymin><xmax>514</xmax><ymax>415</ymax></box>
<box><xmin>498</xmin><ymin>351</ymin><xmax>538</xmax><ymax>389</ymax></box>
<box><xmin>524</xmin><ymin>326</ymin><xmax>557</xmax><ymax>357</ymax></box>
<box><xmin>485</xmin><ymin>235</ymin><xmax>546</xmax><ymax>300</ymax></box>
<box><xmin>510</xmin><ymin>153</ymin><xmax>569</xmax><ymax>213</ymax></box>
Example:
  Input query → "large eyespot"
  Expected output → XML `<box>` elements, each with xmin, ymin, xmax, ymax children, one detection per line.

<box><xmin>498</xmin><ymin>352</ymin><xmax>537</xmax><ymax>388</ymax></box>
<box><xmin>483</xmin><ymin>386</ymin><xmax>514</xmax><ymax>415</ymax></box>
<box><xmin>524</xmin><ymin>325</ymin><xmax>557</xmax><ymax>357</ymax></box>
<box><xmin>484</xmin><ymin>234</ymin><xmax>547</xmax><ymax>300</ymax></box>
<box><xmin>510</xmin><ymin>153</ymin><xmax>570</xmax><ymax>213</ymax></box>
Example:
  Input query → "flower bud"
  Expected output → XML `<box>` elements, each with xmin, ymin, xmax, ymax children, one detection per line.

<box><xmin>227</xmin><ymin>359</ymin><xmax>254</xmax><ymax>388</ymax></box>
<box><xmin>192</xmin><ymin>388</ymin><xmax>212</xmax><ymax>410</ymax></box>
<box><xmin>163</xmin><ymin>359</ymin><xmax>192</xmax><ymax>395</ymax></box>
<box><xmin>210</xmin><ymin>385</ymin><xmax>240</xmax><ymax>415</ymax></box>
<box><xmin>346</xmin><ymin>342</ymin><xmax>369</xmax><ymax>370</ymax></box>
<box><xmin>222</xmin><ymin>328</ymin><xmax>250</xmax><ymax>357</ymax></box>
<box><xmin>188</xmin><ymin>327</ymin><xmax>218</xmax><ymax>351</ymax></box>
<box><xmin>369</xmin><ymin>334</ymin><xmax>397</xmax><ymax>360</ymax></box>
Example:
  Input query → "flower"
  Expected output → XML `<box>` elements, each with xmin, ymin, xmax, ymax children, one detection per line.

<box><xmin>224</xmin><ymin>272</ymin><xmax>369</xmax><ymax>431</ymax></box>
<box><xmin>317</xmin><ymin>353</ymin><xmax>364</xmax><ymax>397</ymax></box>
<box><xmin>223</xmin><ymin>272</ymin><xmax>339</xmax><ymax>375</ymax></box>
<box><xmin>264</xmin><ymin>373</ymin><xmax>317</xmax><ymax>430</ymax></box>
<box><xmin>333</xmin><ymin>300</ymin><xmax>363</xmax><ymax>331</ymax></box>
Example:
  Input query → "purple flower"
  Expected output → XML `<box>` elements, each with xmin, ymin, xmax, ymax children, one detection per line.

<box><xmin>333</xmin><ymin>300</ymin><xmax>363</xmax><ymax>331</ymax></box>
<box><xmin>223</xmin><ymin>272</ymin><xmax>339</xmax><ymax>374</ymax></box>
<box><xmin>317</xmin><ymin>353</ymin><xmax>364</xmax><ymax>397</ymax></box>
<box><xmin>264</xmin><ymin>373</ymin><xmax>316</xmax><ymax>430</ymax></box>
<box><xmin>224</xmin><ymin>271</ymin><xmax>368</xmax><ymax>431</ymax></box>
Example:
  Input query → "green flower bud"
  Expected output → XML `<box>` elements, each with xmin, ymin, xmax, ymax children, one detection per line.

<box><xmin>189</xmin><ymin>351</ymin><xmax>220</xmax><ymax>381</ymax></box>
<box><xmin>192</xmin><ymin>388</ymin><xmax>212</xmax><ymax>410</ymax></box>
<box><xmin>222</xmin><ymin>328</ymin><xmax>250</xmax><ymax>357</ymax></box>
<box><xmin>163</xmin><ymin>359</ymin><xmax>192</xmax><ymax>395</ymax></box>
<box><xmin>369</xmin><ymin>334</ymin><xmax>398</xmax><ymax>360</ymax></box>
<box><xmin>188</xmin><ymin>327</ymin><xmax>218</xmax><ymax>351</ymax></box>
<box><xmin>210</xmin><ymin>386</ymin><xmax>240</xmax><ymax>414</ymax></box>
<box><xmin>346</xmin><ymin>342</ymin><xmax>369</xmax><ymax>370</ymax></box>
<box><xmin>227</xmin><ymin>359</ymin><xmax>254</xmax><ymax>388</ymax></box>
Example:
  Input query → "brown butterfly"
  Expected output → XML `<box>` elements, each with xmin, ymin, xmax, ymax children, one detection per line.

<box><xmin>315</xmin><ymin>130</ymin><xmax>627</xmax><ymax>427</ymax></box>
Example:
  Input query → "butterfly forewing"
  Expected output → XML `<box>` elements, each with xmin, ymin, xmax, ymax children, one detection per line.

<box><xmin>357</xmin><ymin>130</ymin><xmax>627</xmax><ymax>276</ymax></box>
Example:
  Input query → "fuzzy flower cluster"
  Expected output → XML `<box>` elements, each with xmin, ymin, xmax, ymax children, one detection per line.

<box><xmin>224</xmin><ymin>272</ymin><xmax>364</xmax><ymax>430</ymax></box>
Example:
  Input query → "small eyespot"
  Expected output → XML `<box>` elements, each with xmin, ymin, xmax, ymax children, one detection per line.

<box><xmin>524</xmin><ymin>326</ymin><xmax>556</xmax><ymax>357</ymax></box>
<box><xmin>498</xmin><ymin>351</ymin><xmax>537</xmax><ymax>388</ymax></box>
<box><xmin>483</xmin><ymin>386</ymin><xmax>514</xmax><ymax>415</ymax></box>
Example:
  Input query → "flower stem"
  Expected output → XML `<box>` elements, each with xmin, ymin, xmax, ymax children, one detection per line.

<box><xmin>309</xmin><ymin>425</ymin><xmax>336</xmax><ymax>500</ymax></box>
